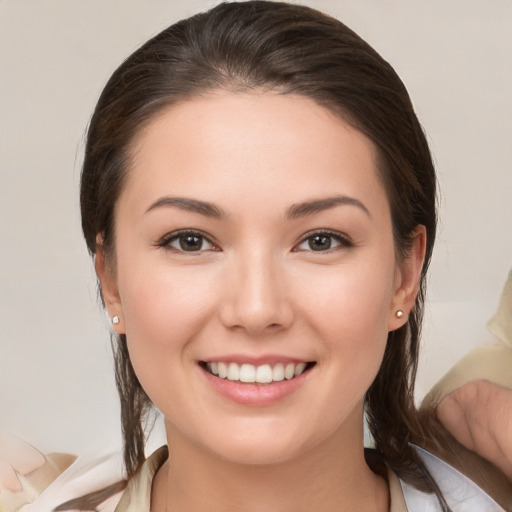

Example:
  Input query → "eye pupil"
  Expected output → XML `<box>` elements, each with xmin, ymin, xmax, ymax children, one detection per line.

<box><xmin>309</xmin><ymin>235</ymin><xmax>331</xmax><ymax>251</ymax></box>
<box><xmin>180</xmin><ymin>234</ymin><xmax>203</xmax><ymax>251</ymax></box>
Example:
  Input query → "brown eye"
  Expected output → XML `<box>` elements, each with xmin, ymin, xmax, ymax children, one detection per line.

<box><xmin>178</xmin><ymin>234</ymin><xmax>204</xmax><ymax>251</ymax></box>
<box><xmin>160</xmin><ymin>230</ymin><xmax>216</xmax><ymax>253</ymax></box>
<box><xmin>296</xmin><ymin>231</ymin><xmax>353</xmax><ymax>252</ymax></box>
<box><xmin>308</xmin><ymin>235</ymin><xmax>332</xmax><ymax>251</ymax></box>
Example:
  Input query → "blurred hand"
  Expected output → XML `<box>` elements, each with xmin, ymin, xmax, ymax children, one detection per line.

<box><xmin>0</xmin><ymin>432</ymin><xmax>46</xmax><ymax>492</ymax></box>
<box><xmin>437</xmin><ymin>380</ymin><xmax>512</xmax><ymax>480</ymax></box>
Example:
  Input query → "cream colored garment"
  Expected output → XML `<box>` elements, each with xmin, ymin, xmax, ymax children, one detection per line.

<box><xmin>423</xmin><ymin>267</ymin><xmax>512</xmax><ymax>409</ymax></box>
<box><xmin>114</xmin><ymin>446</ymin><xmax>167</xmax><ymax>512</ymax></box>
<box><xmin>0</xmin><ymin>451</ymin><xmax>125</xmax><ymax>512</ymax></box>
<box><xmin>0</xmin><ymin>452</ymin><xmax>76</xmax><ymax>512</ymax></box>
<box><xmin>487</xmin><ymin>268</ymin><xmax>512</xmax><ymax>348</ymax></box>
<box><xmin>422</xmin><ymin>345</ymin><xmax>512</xmax><ymax>410</ymax></box>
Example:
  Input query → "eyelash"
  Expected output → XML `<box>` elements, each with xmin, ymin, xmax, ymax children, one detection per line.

<box><xmin>156</xmin><ymin>229</ymin><xmax>353</xmax><ymax>254</ymax></box>
<box><xmin>294</xmin><ymin>230</ymin><xmax>354</xmax><ymax>252</ymax></box>
<box><xmin>157</xmin><ymin>230</ymin><xmax>219</xmax><ymax>253</ymax></box>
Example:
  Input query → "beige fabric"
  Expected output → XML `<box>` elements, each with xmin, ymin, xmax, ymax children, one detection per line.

<box><xmin>422</xmin><ymin>345</ymin><xmax>512</xmax><ymax>410</ymax></box>
<box><xmin>114</xmin><ymin>446</ymin><xmax>168</xmax><ymax>512</ymax></box>
<box><xmin>423</xmin><ymin>265</ymin><xmax>512</xmax><ymax>410</ymax></box>
<box><xmin>0</xmin><ymin>452</ymin><xmax>76</xmax><ymax>512</ymax></box>
<box><xmin>486</xmin><ymin>268</ymin><xmax>512</xmax><ymax>348</ymax></box>
<box><xmin>115</xmin><ymin>446</ymin><xmax>408</xmax><ymax>512</ymax></box>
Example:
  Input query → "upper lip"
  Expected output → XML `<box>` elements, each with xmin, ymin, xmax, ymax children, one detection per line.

<box><xmin>200</xmin><ymin>354</ymin><xmax>313</xmax><ymax>365</ymax></box>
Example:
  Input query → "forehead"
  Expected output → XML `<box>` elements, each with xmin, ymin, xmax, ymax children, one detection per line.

<box><xmin>122</xmin><ymin>91</ymin><xmax>389</xmax><ymax>218</ymax></box>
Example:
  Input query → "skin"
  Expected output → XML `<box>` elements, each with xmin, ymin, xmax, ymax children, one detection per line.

<box><xmin>0</xmin><ymin>433</ymin><xmax>46</xmax><ymax>491</ymax></box>
<box><xmin>437</xmin><ymin>380</ymin><xmax>512</xmax><ymax>480</ymax></box>
<box><xmin>96</xmin><ymin>92</ymin><xmax>425</xmax><ymax>512</ymax></box>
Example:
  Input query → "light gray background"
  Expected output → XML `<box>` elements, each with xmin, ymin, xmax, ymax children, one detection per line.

<box><xmin>1</xmin><ymin>0</ymin><xmax>511</xmax><ymax>456</ymax></box>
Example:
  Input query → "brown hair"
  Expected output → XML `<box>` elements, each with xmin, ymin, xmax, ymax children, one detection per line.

<box><xmin>78</xmin><ymin>1</ymin><xmax>508</xmax><ymax>509</ymax></box>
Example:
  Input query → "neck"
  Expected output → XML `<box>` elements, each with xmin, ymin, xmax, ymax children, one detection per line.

<box><xmin>152</xmin><ymin>407</ymin><xmax>389</xmax><ymax>512</ymax></box>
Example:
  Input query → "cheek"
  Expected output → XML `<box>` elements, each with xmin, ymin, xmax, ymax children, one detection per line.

<box><xmin>297</xmin><ymin>255</ymin><xmax>395</xmax><ymax>338</ymax></box>
<box><xmin>119</xmin><ymin>255</ymin><xmax>219</xmax><ymax>334</ymax></box>
<box><xmin>115</xmin><ymin>257</ymin><xmax>220</xmax><ymax>390</ymax></box>
<box><xmin>294</xmin><ymin>253</ymin><xmax>395</xmax><ymax>393</ymax></box>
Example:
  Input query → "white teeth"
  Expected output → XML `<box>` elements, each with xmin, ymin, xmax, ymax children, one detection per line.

<box><xmin>284</xmin><ymin>363</ymin><xmax>295</xmax><ymax>380</ymax></box>
<box><xmin>206</xmin><ymin>361</ymin><xmax>310</xmax><ymax>383</ymax></box>
<box><xmin>227</xmin><ymin>362</ymin><xmax>239</xmax><ymax>381</ymax></box>
<box><xmin>218</xmin><ymin>362</ymin><xmax>228</xmax><ymax>379</ymax></box>
<box><xmin>239</xmin><ymin>364</ymin><xmax>256</xmax><ymax>383</ymax></box>
<box><xmin>294</xmin><ymin>362</ymin><xmax>307</xmax><ymax>377</ymax></box>
<box><xmin>255</xmin><ymin>364</ymin><xmax>273</xmax><ymax>383</ymax></box>
<box><xmin>272</xmin><ymin>363</ymin><xmax>285</xmax><ymax>382</ymax></box>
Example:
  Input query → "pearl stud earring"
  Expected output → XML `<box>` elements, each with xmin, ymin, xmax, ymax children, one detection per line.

<box><xmin>395</xmin><ymin>310</ymin><xmax>404</xmax><ymax>318</ymax></box>
<box><xmin>112</xmin><ymin>315</ymin><xmax>120</xmax><ymax>325</ymax></box>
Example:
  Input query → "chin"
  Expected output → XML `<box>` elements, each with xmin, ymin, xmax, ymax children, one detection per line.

<box><xmin>209</xmin><ymin>436</ymin><xmax>308</xmax><ymax>466</ymax></box>
<box><xmin>193</xmin><ymin>417</ymin><xmax>332</xmax><ymax>467</ymax></box>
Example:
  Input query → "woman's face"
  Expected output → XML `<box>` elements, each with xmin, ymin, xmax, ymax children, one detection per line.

<box><xmin>98</xmin><ymin>92</ymin><xmax>422</xmax><ymax>465</ymax></box>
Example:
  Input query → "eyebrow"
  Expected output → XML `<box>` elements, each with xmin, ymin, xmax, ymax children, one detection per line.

<box><xmin>286</xmin><ymin>196</ymin><xmax>371</xmax><ymax>219</ymax></box>
<box><xmin>145</xmin><ymin>194</ymin><xmax>370</xmax><ymax>220</ymax></box>
<box><xmin>145</xmin><ymin>197</ymin><xmax>225</xmax><ymax>218</ymax></box>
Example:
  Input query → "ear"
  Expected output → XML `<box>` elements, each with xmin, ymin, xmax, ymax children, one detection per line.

<box><xmin>388</xmin><ymin>225</ymin><xmax>427</xmax><ymax>331</ymax></box>
<box><xmin>95</xmin><ymin>237</ymin><xmax>126</xmax><ymax>334</ymax></box>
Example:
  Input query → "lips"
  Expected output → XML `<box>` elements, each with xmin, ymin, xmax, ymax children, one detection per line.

<box><xmin>199</xmin><ymin>358</ymin><xmax>315</xmax><ymax>405</ymax></box>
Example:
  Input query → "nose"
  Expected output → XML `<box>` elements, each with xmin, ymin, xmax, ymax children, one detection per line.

<box><xmin>218</xmin><ymin>249</ymin><xmax>294</xmax><ymax>335</ymax></box>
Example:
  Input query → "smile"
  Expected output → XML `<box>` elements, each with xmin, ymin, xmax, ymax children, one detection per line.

<box><xmin>201</xmin><ymin>361</ymin><xmax>315</xmax><ymax>384</ymax></box>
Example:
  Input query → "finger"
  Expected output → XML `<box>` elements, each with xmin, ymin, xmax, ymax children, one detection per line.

<box><xmin>437</xmin><ymin>393</ymin><xmax>476</xmax><ymax>451</ymax></box>
<box><xmin>0</xmin><ymin>459</ymin><xmax>22</xmax><ymax>492</ymax></box>
<box><xmin>0</xmin><ymin>432</ymin><xmax>46</xmax><ymax>475</ymax></box>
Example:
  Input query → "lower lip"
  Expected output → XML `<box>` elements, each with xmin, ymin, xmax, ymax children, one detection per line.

<box><xmin>200</xmin><ymin>365</ymin><xmax>312</xmax><ymax>406</ymax></box>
